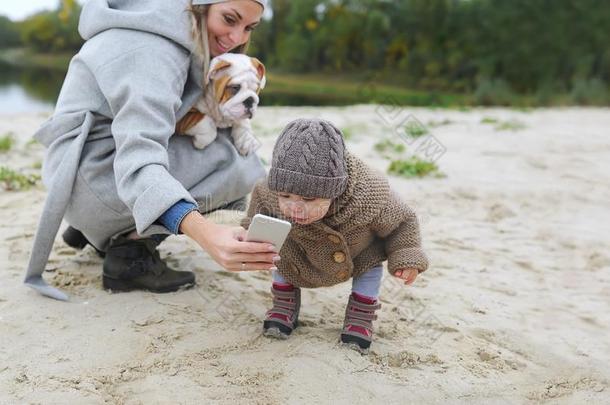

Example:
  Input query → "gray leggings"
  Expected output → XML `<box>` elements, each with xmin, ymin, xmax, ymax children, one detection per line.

<box><xmin>272</xmin><ymin>265</ymin><xmax>383</xmax><ymax>298</ymax></box>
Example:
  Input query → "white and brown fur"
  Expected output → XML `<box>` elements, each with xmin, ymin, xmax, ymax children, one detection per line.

<box><xmin>176</xmin><ymin>53</ymin><xmax>266</xmax><ymax>155</ymax></box>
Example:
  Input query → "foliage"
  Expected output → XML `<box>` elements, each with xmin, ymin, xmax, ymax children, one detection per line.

<box><xmin>340</xmin><ymin>127</ymin><xmax>354</xmax><ymax>140</ymax></box>
<box><xmin>404</xmin><ymin>121</ymin><xmax>429</xmax><ymax>138</ymax></box>
<box><xmin>0</xmin><ymin>166</ymin><xmax>41</xmax><ymax>191</ymax></box>
<box><xmin>15</xmin><ymin>0</ymin><xmax>82</xmax><ymax>52</ymax></box>
<box><xmin>474</xmin><ymin>79</ymin><xmax>515</xmax><ymax>106</ymax></box>
<box><xmin>481</xmin><ymin>117</ymin><xmax>527</xmax><ymax>131</ymax></box>
<box><xmin>0</xmin><ymin>132</ymin><xmax>14</xmax><ymax>152</ymax></box>
<box><xmin>0</xmin><ymin>15</ymin><xmax>21</xmax><ymax>48</ymax></box>
<box><xmin>427</xmin><ymin>119</ymin><xmax>452</xmax><ymax>127</ymax></box>
<box><xmin>374</xmin><ymin>139</ymin><xmax>405</xmax><ymax>154</ymax></box>
<box><xmin>251</xmin><ymin>0</ymin><xmax>610</xmax><ymax>104</ymax></box>
<box><xmin>387</xmin><ymin>157</ymin><xmax>442</xmax><ymax>178</ymax></box>
<box><xmin>2</xmin><ymin>0</ymin><xmax>610</xmax><ymax>105</ymax></box>
<box><xmin>494</xmin><ymin>119</ymin><xmax>527</xmax><ymax>132</ymax></box>
<box><xmin>570</xmin><ymin>78</ymin><xmax>609</xmax><ymax>105</ymax></box>
<box><xmin>261</xmin><ymin>72</ymin><xmax>465</xmax><ymax>106</ymax></box>
<box><xmin>481</xmin><ymin>117</ymin><xmax>498</xmax><ymax>124</ymax></box>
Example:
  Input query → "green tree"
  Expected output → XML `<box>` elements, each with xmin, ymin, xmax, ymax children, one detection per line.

<box><xmin>19</xmin><ymin>0</ymin><xmax>82</xmax><ymax>52</ymax></box>
<box><xmin>0</xmin><ymin>15</ymin><xmax>22</xmax><ymax>48</ymax></box>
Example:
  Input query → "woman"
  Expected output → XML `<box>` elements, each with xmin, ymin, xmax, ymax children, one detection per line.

<box><xmin>24</xmin><ymin>0</ymin><xmax>277</xmax><ymax>301</ymax></box>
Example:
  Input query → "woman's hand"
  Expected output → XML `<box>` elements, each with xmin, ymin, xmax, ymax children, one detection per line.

<box><xmin>180</xmin><ymin>211</ymin><xmax>279</xmax><ymax>271</ymax></box>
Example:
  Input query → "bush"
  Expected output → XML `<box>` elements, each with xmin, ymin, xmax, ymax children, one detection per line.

<box><xmin>0</xmin><ymin>15</ymin><xmax>21</xmax><ymax>48</ymax></box>
<box><xmin>570</xmin><ymin>78</ymin><xmax>609</xmax><ymax>105</ymax></box>
<box><xmin>474</xmin><ymin>79</ymin><xmax>516</xmax><ymax>106</ymax></box>
<box><xmin>19</xmin><ymin>2</ymin><xmax>82</xmax><ymax>52</ymax></box>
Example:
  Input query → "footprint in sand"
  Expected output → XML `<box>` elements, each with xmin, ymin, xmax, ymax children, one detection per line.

<box><xmin>524</xmin><ymin>156</ymin><xmax>548</xmax><ymax>170</ymax></box>
<box><xmin>370</xmin><ymin>350</ymin><xmax>443</xmax><ymax>369</ymax></box>
<box><xmin>586</xmin><ymin>251</ymin><xmax>610</xmax><ymax>271</ymax></box>
<box><xmin>50</xmin><ymin>268</ymin><xmax>100</xmax><ymax>288</ymax></box>
<box><xmin>527</xmin><ymin>377</ymin><xmax>607</xmax><ymax>400</ymax></box>
<box><xmin>476</xmin><ymin>348</ymin><xmax>526</xmax><ymax>371</ymax></box>
<box><xmin>486</xmin><ymin>202</ymin><xmax>516</xmax><ymax>222</ymax></box>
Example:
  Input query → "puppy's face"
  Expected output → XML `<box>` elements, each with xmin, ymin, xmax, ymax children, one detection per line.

<box><xmin>207</xmin><ymin>54</ymin><xmax>266</xmax><ymax>121</ymax></box>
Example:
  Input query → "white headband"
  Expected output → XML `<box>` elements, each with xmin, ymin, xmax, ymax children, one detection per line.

<box><xmin>192</xmin><ymin>0</ymin><xmax>267</xmax><ymax>10</ymax></box>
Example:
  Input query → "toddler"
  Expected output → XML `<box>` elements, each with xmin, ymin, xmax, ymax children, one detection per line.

<box><xmin>241</xmin><ymin>118</ymin><xmax>428</xmax><ymax>351</ymax></box>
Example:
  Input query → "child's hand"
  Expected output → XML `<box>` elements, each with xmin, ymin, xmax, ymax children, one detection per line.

<box><xmin>394</xmin><ymin>268</ymin><xmax>418</xmax><ymax>285</ymax></box>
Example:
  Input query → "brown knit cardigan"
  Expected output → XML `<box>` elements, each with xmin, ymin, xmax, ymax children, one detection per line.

<box><xmin>241</xmin><ymin>153</ymin><xmax>429</xmax><ymax>288</ymax></box>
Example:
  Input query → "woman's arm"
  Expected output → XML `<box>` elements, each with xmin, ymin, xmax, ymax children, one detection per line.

<box><xmin>90</xmin><ymin>35</ymin><xmax>275</xmax><ymax>272</ymax></box>
<box><xmin>92</xmin><ymin>37</ymin><xmax>196</xmax><ymax>235</ymax></box>
<box><xmin>180</xmin><ymin>211</ymin><xmax>278</xmax><ymax>272</ymax></box>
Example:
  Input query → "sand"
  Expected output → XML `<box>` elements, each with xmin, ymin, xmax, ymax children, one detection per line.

<box><xmin>1</xmin><ymin>106</ymin><xmax>609</xmax><ymax>404</ymax></box>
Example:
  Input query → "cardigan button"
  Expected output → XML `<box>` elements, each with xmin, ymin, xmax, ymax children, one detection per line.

<box><xmin>337</xmin><ymin>269</ymin><xmax>349</xmax><ymax>280</ymax></box>
<box><xmin>333</xmin><ymin>251</ymin><xmax>346</xmax><ymax>263</ymax></box>
<box><xmin>327</xmin><ymin>234</ymin><xmax>341</xmax><ymax>244</ymax></box>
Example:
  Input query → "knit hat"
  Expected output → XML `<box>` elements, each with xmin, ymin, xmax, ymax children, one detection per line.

<box><xmin>268</xmin><ymin>119</ymin><xmax>348</xmax><ymax>199</ymax></box>
<box><xmin>192</xmin><ymin>0</ymin><xmax>267</xmax><ymax>10</ymax></box>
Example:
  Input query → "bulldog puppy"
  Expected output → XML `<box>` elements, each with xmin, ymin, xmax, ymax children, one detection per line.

<box><xmin>176</xmin><ymin>53</ymin><xmax>266</xmax><ymax>155</ymax></box>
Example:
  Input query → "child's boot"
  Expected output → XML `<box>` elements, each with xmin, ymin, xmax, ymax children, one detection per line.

<box><xmin>263</xmin><ymin>283</ymin><xmax>301</xmax><ymax>339</ymax></box>
<box><xmin>340</xmin><ymin>292</ymin><xmax>381</xmax><ymax>353</ymax></box>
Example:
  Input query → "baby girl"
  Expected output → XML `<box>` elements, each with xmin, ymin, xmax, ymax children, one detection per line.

<box><xmin>241</xmin><ymin>118</ymin><xmax>428</xmax><ymax>351</ymax></box>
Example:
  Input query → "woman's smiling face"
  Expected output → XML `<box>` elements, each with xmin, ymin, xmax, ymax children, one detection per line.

<box><xmin>206</xmin><ymin>0</ymin><xmax>263</xmax><ymax>57</ymax></box>
<box><xmin>277</xmin><ymin>193</ymin><xmax>332</xmax><ymax>225</ymax></box>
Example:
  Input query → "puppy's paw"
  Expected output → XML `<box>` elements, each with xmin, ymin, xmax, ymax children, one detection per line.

<box><xmin>236</xmin><ymin>135</ymin><xmax>261</xmax><ymax>156</ymax></box>
<box><xmin>189</xmin><ymin>115</ymin><xmax>218</xmax><ymax>149</ymax></box>
<box><xmin>193</xmin><ymin>136</ymin><xmax>213</xmax><ymax>150</ymax></box>
<box><xmin>232</xmin><ymin>124</ymin><xmax>261</xmax><ymax>155</ymax></box>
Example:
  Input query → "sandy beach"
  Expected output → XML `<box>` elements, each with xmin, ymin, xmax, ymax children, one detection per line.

<box><xmin>1</xmin><ymin>106</ymin><xmax>609</xmax><ymax>404</ymax></box>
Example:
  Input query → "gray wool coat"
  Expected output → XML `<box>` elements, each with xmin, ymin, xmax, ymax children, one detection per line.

<box><xmin>24</xmin><ymin>0</ymin><xmax>266</xmax><ymax>301</ymax></box>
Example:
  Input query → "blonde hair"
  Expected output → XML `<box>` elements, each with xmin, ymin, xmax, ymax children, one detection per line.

<box><xmin>188</xmin><ymin>2</ymin><xmax>251</xmax><ymax>88</ymax></box>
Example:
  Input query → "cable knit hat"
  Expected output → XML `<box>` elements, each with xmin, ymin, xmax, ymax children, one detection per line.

<box><xmin>268</xmin><ymin>118</ymin><xmax>348</xmax><ymax>199</ymax></box>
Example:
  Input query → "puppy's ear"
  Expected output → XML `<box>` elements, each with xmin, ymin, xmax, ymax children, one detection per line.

<box><xmin>250</xmin><ymin>57</ymin><xmax>266</xmax><ymax>92</ymax></box>
<box><xmin>206</xmin><ymin>58</ymin><xmax>232</xmax><ymax>86</ymax></box>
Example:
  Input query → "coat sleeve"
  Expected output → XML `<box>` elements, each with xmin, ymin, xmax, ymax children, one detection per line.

<box><xmin>240</xmin><ymin>181</ymin><xmax>265</xmax><ymax>230</ymax></box>
<box><xmin>371</xmin><ymin>190</ymin><xmax>429</xmax><ymax>274</ymax></box>
<box><xmin>93</xmin><ymin>41</ymin><xmax>197</xmax><ymax>234</ymax></box>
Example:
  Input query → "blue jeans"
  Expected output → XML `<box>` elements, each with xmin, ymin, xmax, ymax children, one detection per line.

<box><xmin>272</xmin><ymin>265</ymin><xmax>383</xmax><ymax>298</ymax></box>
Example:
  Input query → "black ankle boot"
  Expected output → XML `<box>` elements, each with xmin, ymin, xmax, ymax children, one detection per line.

<box><xmin>102</xmin><ymin>235</ymin><xmax>195</xmax><ymax>293</ymax></box>
<box><xmin>62</xmin><ymin>226</ymin><xmax>105</xmax><ymax>257</ymax></box>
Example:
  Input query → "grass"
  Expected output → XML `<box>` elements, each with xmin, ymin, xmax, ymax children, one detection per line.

<box><xmin>427</xmin><ymin>119</ymin><xmax>453</xmax><ymax>127</ymax></box>
<box><xmin>481</xmin><ymin>117</ymin><xmax>499</xmax><ymax>124</ymax></box>
<box><xmin>494</xmin><ymin>119</ymin><xmax>527</xmax><ymax>131</ymax></box>
<box><xmin>340</xmin><ymin>127</ymin><xmax>354</xmax><ymax>140</ymax></box>
<box><xmin>0</xmin><ymin>48</ymin><xmax>73</xmax><ymax>71</ymax></box>
<box><xmin>374</xmin><ymin>139</ymin><xmax>405</xmax><ymax>154</ymax></box>
<box><xmin>263</xmin><ymin>72</ymin><xmax>469</xmax><ymax>107</ymax></box>
<box><xmin>480</xmin><ymin>117</ymin><xmax>527</xmax><ymax>131</ymax></box>
<box><xmin>404</xmin><ymin>121</ymin><xmax>429</xmax><ymax>138</ymax></box>
<box><xmin>2</xmin><ymin>47</ymin><xmax>610</xmax><ymax>107</ymax></box>
<box><xmin>387</xmin><ymin>157</ymin><xmax>443</xmax><ymax>178</ymax></box>
<box><xmin>0</xmin><ymin>166</ymin><xmax>41</xmax><ymax>191</ymax></box>
<box><xmin>26</xmin><ymin>138</ymin><xmax>41</xmax><ymax>148</ymax></box>
<box><xmin>0</xmin><ymin>132</ymin><xmax>15</xmax><ymax>152</ymax></box>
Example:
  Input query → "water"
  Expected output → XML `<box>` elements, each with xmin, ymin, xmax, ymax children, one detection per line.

<box><xmin>0</xmin><ymin>62</ymin><xmax>63</xmax><ymax>114</ymax></box>
<box><xmin>0</xmin><ymin>84</ymin><xmax>55</xmax><ymax>113</ymax></box>
<box><xmin>0</xmin><ymin>61</ymin><xmax>357</xmax><ymax>112</ymax></box>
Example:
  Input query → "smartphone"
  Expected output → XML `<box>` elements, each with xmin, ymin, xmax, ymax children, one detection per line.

<box><xmin>246</xmin><ymin>214</ymin><xmax>292</xmax><ymax>250</ymax></box>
